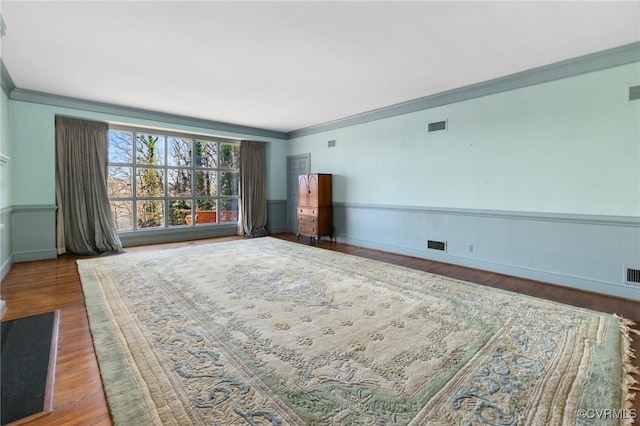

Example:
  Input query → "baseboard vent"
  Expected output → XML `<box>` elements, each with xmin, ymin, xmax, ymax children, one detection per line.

<box><xmin>427</xmin><ymin>240</ymin><xmax>447</xmax><ymax>251</ymax></box>
<box><xmin>626</xmin><ymin>267</ymin><xmax>640</xmax><ymax>284</ymax></box>
<box><xmin>427</xmin><ymin>120</ymin><xmax>447</xmax><ymax>133</ymax></box>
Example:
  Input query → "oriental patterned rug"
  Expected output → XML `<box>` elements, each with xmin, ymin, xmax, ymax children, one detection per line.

<box><xmin>77</xmin><ymin>237</ymin><xmax>638</xmax><ymax>425</ymax></box>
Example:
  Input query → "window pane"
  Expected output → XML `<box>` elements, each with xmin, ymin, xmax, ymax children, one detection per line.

<box><xmin>195</xmin><ymin>140</ymin><xmax>217</xmax><ymax>168</ymax></box>
<box><xmin>109</xmin><ymin>131</ymin><xmax>133</xmax><ymax>163</ymax></box>
<box><xmin>169</xmin><ymin>199</ymin><xmax>192</xmax><ymax>226</ymax></box>
<box><xmin>136</xmin><ymin>168</ymin><xmax>165</xmax><ymax>197</ymax></box>
<box><xmin>109</xmin><ymin>127</ymin><xmax>240</xmax><ymax>231</ymax></box>
<box><xmin>137</xmin><ymin>200</ymin><xmax>164</xmax><ymax>228</ymax></box>
<box><xmin>195</xmin><ymin>199</ymin><xmax>217</xmax><ymax>225</ymax></box>
<box><xmin>220</xmin><ymin>144</ymin><xmax>239</xmax><ymax>169</ymax></box>
<box><xmin>220</xmin><ymin>198</ymin><xmax>239</xmax><ymax>222</ymax></box>
<box><xmin>196</xmin><ymin>210</ymin><xmax>217</xmax><ymax>224</ymax></box>
<box><xmin>196</xmin><ymin>199</ymin><xmax>216</xmax><ymax>211</ymax></box>
<box><xmin>167</xmin><ymin>169</ymin><xmax>191</xmax><ymax>197</ymax></box>
<box><xmin>136</xmin><ymin>134</ymin><xmax>165</xmax><ymax>165</ymax></box>
<box><xmin>168</xmin><ymin>138</ymin><xmax>192</xmax><ymax>167</ymax></box>
<box><xmin>110</xmin><ymin>201</ymin><xmax>133</xmax><ymax>230</ymax></box>
<box><xmin>219</xmin><ymin>172</ymin><xmax>239</xmax><ymax>196</ymax></box>
<box><xmin>107</xmin><ymin>166</ymin><xmax>132</xmax><ymax>197</ymax></box>
<box><xmin>194</xmin><ymin>170</ymin><xmax>217</xmax><ymax>196</ymax></box>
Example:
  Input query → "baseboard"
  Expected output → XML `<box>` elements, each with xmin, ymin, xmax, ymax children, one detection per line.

<box><xmin>13</xmin><ymin>249</ymin><xmax>57</xmax><ymax>263</ymax></box>
<box><xmin>267</xmin><ymin>226</ymin><xmax>288</xmax><ymax>234</ymax></box>
<box><xmin>1</xmin><ymin>254</ymin><xmax>14</xmax><ymax>281</ymax></box>
<box><xmin>337</xmin><ymin>235</ymin><xmax>640</xmax><ymax>301</ymax></box>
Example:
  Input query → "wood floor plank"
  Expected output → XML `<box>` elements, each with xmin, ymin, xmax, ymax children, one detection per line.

<box><xmin>1</xmin><ymin>233</ymin><xmax>638</xmax><ymax>424</ymax></box>
<box><xmin>2</xmin><ymin>261</ymin><xmax>111</xmax><ymax>426</ymax></box>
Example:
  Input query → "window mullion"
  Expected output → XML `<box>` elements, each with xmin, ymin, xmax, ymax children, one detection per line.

<box><xmin>163</xmin><ymin>135</ymin><xmax>168</xmax><ymax>229</ymax></box>
<box><xmin>132</xmin><ymin>132</ymin><xmax>138</xmax><ymax>230</ymax></box>
<box><xmin>108</xmin><ymin>127</ymin><xmax>239</xmax><ymax>231</ymax></box>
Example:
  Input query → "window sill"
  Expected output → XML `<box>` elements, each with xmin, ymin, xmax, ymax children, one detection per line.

<box><xmin>118</xmin><ymin>223</ymin><xmax>238</xmax><ymax>247</ymax></box>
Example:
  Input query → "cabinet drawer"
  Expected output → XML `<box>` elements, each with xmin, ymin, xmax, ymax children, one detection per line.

<box><xmin>298</xmin><ymin>223</ymin><xmax>317</xmax><ymax>234</ymax></box>
<box><xmin>298</xmin><ymin>215</ymin><xmax>317</xmax><ymax>225</ymax></box>
<box><xmin>298</xmin><ymin>207</ymin><xmax>317</xmax><ymax>216</ymax></box>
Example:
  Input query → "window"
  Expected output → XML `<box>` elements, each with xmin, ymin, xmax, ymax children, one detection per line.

<box><xmin>107</xmin><ymin>128</ymin><xmax>240</xmax><ymax>231</ymax></box>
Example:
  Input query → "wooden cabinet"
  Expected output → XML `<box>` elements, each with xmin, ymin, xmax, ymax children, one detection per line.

<box><xmin>297</xmin><ymin>174</ymin><xmax>333</xmax><ymax>242</ymax></box>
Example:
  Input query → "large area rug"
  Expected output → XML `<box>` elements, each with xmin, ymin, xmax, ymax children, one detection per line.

<box><xmin>77</xmin><ymin>237</ymin><xmax>638</xmax><ymax>425</ymax></box>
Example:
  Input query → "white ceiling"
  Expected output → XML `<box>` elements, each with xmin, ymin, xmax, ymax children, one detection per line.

<box><xmin>1</xmin><ymin>1</ymin><xmax>639</xmax><ymax>133</ymax></box>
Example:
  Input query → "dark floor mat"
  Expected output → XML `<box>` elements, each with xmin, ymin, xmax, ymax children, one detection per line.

<box><xmin>1</xmin><ymin>310</ymin><xmax>59</xmax><ymax>425</ymax></box>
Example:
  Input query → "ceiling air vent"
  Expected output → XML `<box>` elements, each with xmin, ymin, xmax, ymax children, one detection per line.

<box><xmin>626</xmin><ymin>268</ymin><xmax>640</xmax><ymax>284</ymax></box>
<box><xmin>629</xmin><ymin>85</ymin><xmax>640</xmax><ymax>102</ymax></box>
<box><xmin>427</xmin><ymin>120</ymin><xmax>447</xmax><ymax>133</ymax></box>
<box><xmin>328</xmin><ymin>139</ymin><xmax>336</xmax><ymax>148</ymax></box>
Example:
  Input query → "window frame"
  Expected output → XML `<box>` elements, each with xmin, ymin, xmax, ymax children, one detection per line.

<box><xmin>107</xmin><ymin>125</ymin><xmax>240</xmax><ymax>232</ymax></box>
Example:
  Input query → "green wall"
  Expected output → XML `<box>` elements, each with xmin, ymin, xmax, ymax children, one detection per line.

<box><xmin>285</xmin><ymin>62</ymin><xmax>640</xmax><ymax>299</ymax></box>
<box><xmin>1</xmin><ymin>89</ymin><xmax>10</xmax><ymax>208</ymax></box>
<box><xmin>1</xmin><ymin>89</ymin><xmax>11</xmax><ymax>278</ymax></box>
<box><xmin>289</xmin><ymin>63</ymin><xmax>640</xmax><ymax>217</ymax></box>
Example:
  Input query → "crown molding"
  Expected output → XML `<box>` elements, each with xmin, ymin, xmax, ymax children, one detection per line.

<box><xmin>287</xmin><ymin>42</ymin><xmax>640</xmax><ymax>139</ymax></box>
<box><xmin>8</xmin><ymin>88</ymin><xmax>288</xmax><ymax>140</ymax></box>
<box><xmin>3</xmin><ymin>43</ymin><xmax>639</xmax><ymax>140</ymax></box>
<box><xmin>0</xmin><ymin>60</ymin><xmax>16</xmax><ymax>97</ymax></box>
<box><xmin>2</xmin><ymin>54</ymin><xmax>285</xmax><ymax>138</ymax></box>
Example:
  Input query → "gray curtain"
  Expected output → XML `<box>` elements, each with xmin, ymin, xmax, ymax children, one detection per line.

<box><xmin>55</xmin><ymin>116</ymin><xmax>124</xmax><ymax>255</ymax></box>
<box><xmin>238</xmin><ymin>141</ymin><xmax>268</xmax><ymax>237</ymax></box>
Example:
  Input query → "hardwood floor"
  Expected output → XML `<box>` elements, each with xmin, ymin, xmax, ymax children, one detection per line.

<box><xmin>1</xmin><ymin>257</ymin><xmax>111</xmax><ymax>425</ymax></box>
<box><xmin>1</xmin><ymin>233</ymin><xmax>638</xmax><ymax>425</ymax></box>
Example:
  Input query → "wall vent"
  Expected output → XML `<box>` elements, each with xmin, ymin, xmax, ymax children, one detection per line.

<box><xmin>629</xmin><ymin>85</ymin><xmax>640</xmax><ymax>102</ymax></box>
<box><xmin>327</xmin><ymin>139</ymin><xmax>336</xmax><ymax>148</ymax></box>
<box><xmin>626</xmin><ymin>268</ymin><xmax>640</xmax><ymax>284</ymax></box>
<box><xmin>427</xmin><ymin>240</ymin><xmax>447</xmax><ymax>251</ymax></box>
<box><xmin>427</xmin><ymin>120</ymin><xmax>447</xmax><ymax>133</ymax></box>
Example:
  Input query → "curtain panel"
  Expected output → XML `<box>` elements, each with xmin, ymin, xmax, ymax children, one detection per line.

<box><xmin>55</xmin><ymin>116</ymin><xmax>123</xmax><ymax>255</ymax></box>
<box><xmin>238</xmin><ymin>141</ymin><xmax>268</xmax><ymax>237</ymax></box>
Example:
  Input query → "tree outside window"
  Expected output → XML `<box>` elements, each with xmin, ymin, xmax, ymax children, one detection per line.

<box><xmin>107</xmin><ymin>129</ymin><xmax>240</xmax><ymax>231</ymax></box>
